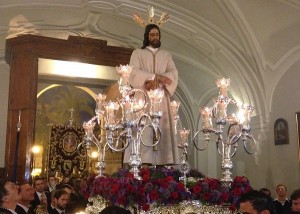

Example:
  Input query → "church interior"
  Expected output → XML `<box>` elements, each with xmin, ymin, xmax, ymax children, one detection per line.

<box><xmin>0</xmin><ymin>0</ymin><xmax>299</xmax><ymax>199</ymax></box>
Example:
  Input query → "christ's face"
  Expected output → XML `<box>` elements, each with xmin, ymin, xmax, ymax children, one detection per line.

<box><xmin>148</xmin><ymin>28</ymin><xmax>160</xmax><ymax>48</ymax></box>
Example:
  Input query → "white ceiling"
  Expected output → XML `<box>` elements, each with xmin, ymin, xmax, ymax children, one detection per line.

<box><xmin>1</xmin><ymin>0</ymin><xmax>300</xmax><ymax>124</ymax></box>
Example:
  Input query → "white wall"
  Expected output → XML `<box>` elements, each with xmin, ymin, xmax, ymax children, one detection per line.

<box><xmin>268</xmin><ymin>60</ymin><xmax>300</xmax><ymax>195</ymax></box>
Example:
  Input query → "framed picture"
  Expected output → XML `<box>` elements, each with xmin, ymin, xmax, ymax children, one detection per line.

<box><xmin>274</xmin><ymin>118</ymin><xmax>289</xmax><ymax>145</ymax></box>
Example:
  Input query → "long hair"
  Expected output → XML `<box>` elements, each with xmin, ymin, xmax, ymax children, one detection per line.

<box><xmin>141</xmin><ymin>24</ymin><xmax>161</xmax><ymax>49</ymax></box>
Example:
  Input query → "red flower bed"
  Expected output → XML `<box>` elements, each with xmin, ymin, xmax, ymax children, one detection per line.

<box><xmin>82</xmin><ymin>168</ymin><xmax>252</xmax><ymax>212</ymax></box>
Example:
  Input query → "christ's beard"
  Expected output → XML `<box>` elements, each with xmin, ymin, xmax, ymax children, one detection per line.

<box><xmin>150</xmin><ymin>40</ymin><xmax>160</xmax><ymax>48</ymax></box>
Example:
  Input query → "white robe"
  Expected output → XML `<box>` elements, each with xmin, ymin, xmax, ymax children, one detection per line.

<box><xmin>123</xmin><ymin>47</ymin><xmax>180</xmax><ymax>165</ymax></box>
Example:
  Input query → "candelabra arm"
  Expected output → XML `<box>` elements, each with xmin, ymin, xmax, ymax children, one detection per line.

<box><xmin>224</xmin><ymin>123</ymin><xmax>242</xmax><ymax>145</ymax></box>
<box><xmin>216</xmin><ymin>138</ymin><xmax>223</xmax><ymax>156</ymax></box>
<box><xmin>140</xmin><ymin>124</ymin><xmax>161</xmax><ymax>147</ymax></box>
<box><xmin>138</xmin><ymin>114</ymin><xmax>152</xmax><ymax>127</ymax></box>
<box><xmin>193</xmin><ymin>130</ymin><xmax>210</xmax><ymax>151</ymax></box>
<box><xmin>106</xmin><ymin>129</ymin><xmax>129</xmax><ymax>152</ymax></box>
<box><xmin>77</xmin><ymin>140</ymin><xmax>90</xmax><ymax>158</ymax></box>
<box><xmin>230</xmin><ymin>144</ymin><xmax>238</xmax><ymax>158</ymax></box>
<box><xmin>242</xmin><ymin>133</ymin><xmax>257</xmax><ymax>154</ymax></box>
<box><xmin>216</xmin><ymin>138</ymin><xmax>238</xmax><ymax>158</ymax></box>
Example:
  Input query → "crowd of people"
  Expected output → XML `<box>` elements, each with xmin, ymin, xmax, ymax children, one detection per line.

<box><xmin>1</xmin><ymin>175</ymin><xmax>300</xmax><ymax>214</ymax></box>
<box><xmin>0</xmin><ymin>175</ymin><xmax>88</xmax><ymax>214</ymax></box>
<box><xmin>239</xmin><ymin>184</ymin><xmax>300</xmax><ymax>214</ymax></box>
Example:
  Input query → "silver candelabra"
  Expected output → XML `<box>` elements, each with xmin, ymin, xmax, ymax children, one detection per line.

<box><xmin>192</xmin><ymin>78</ymin><xmax>256</xmax><ymax>186</ymax></box>
<box><xmin>80</xmin><ymin>65</ymin><xmax>167</xmax><ymax>179</ymax></box>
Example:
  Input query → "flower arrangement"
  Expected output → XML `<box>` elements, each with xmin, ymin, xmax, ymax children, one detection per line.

<box><xmin>82</xmin><ymin>168</ymin><xmax>252</xmax><ymax>212</ymax></box>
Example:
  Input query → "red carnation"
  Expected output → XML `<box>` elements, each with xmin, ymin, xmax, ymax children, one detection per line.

<box><xmin>234</xmin><ymin>176</ymin><xmax>244</xmax><ymax>183</ymax></box>
<box><xmin>192</xmin><ymin>185</ymin><xmax>202</xmax><ymax>194</ymax></box>
<box><xmin>117</xmin><ymin>196</ymin><xmax>126</xmax><ymax>206</ymax></box>
<box><xmin>245</xmin><ymin>186</ymin><xmax>252</xmax><ymax>192</ymax></box>
<box><xmin>150</xmin><ymin>190</ymin><xmax>159</xmax><ymax>201</ymax></box>
<box><xmin>111</xmin><ymin>184</ymin><xmax>120</xmax><ymax>194</ymax></box>
<box><xmin>141</xmin><ymin>203</ymin><xmax>150</xmax><ymax>211</ymax></box>
<box><xmin>204</xmin><ymin>192</ymin><xmax>211</xmax><ymax>201</ymax></box>
<box><xmin>166</xmin><ymin>176</ymin><xmax>174</xmax><ymax>182</ymax></box>
<box><xmin>126</xmin><ymin>173</ymin><xmax>134</xmax><ymax>179</ymax></box>
<box><xmin>160</xmin><ymin>180</ymin><xmax>169</xmax><ymax>188</ymax></box>
<box><xmin>126</xmin><ymin>184</ymin><xmax>135</xmax><ymax>192</ymax></box>
<box><xmin>170</xmin><ymin>191</ymin><xmax>179</xmax><ymax>199</ymax></box>
<box><xmin>221</xmin><ymin>192</ymin><xmax>229</xmax><ymax>201</ymax></box>
<box><xmin>177</xmin><ymin>182</ymin><xmax>185</xmax><ymax>191</ymax></box>
<box><xmin>233</xmin><ymin>187</ymin><xmax>242</xmax><ymax>196</ymax></box>
<box><xmin>208</xmin><ymin>179</ymin><xmax>219</xmax><ymax>190</ymax></box>
<box><xmin>142</xmin><ymin>173</ymin><xmax>150</xmax><ymax>182</ymax></box>
<box><xmin>229</xmin><ymin>203</ymin><xmax>236</xmax><ymax>211</ymax></box>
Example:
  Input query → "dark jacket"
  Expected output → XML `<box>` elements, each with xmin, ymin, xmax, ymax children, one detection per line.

<box><xmin>30</xmin><ymin>191</ymin><xmax>51</xmax><ymax>211</ymax></box>
<box><xmin>15</xmin><ymin>204</ymin><xmax>34</xmax><ymax>214</ymax></box>
<box><xmin>47</xmin><ymin>207</ymin><xmax>62</xmax><ymax>214</ymax></box>
<box><xmin>0</xmin><ymin>208</ymin><xmax>13</xmax><ymax>214</ymax></box>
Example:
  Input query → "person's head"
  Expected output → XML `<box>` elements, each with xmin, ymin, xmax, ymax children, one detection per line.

<box><xmin>70</xmin><ymin>177</ymin><xmax>77</xmax><ymax>185</ymax></box>
<box><xmin>142</xmin><ymin>24</ymin><xmax>161</xmax><ymax>49</ymax></box>
<box><xmin>62</xmin><ymin>176</ymin><xmax>70</xmax><ymax>184</ymax></box>
<box><xmin>33</xmin><ymin>177</ymin><xmax>45</xmax><ymax>193</ymax></box>
<box><xmin>52</xmin><ymin>190</ymin><xmax>69</xmax><ymax>211</ymax></box>
<box><xmin>18</xmin><ymin>183</ymin><xmax>35</xmax><ymax>205</ymax></box>
<box><xmin>275</xmin><ymin>184</ymin><xmax>287</xmax><ymax>198</ymax></box>
<box><xmin>239</xmin><ymin>190</ymin><xmax>275</xmax><ymax>214</ymax></box>
<box><xmin>58</xmin><ymin>183</ymin><xmax>73</xmax><ymax>195</ymax></box>
<box><xmin>291</xmin><ymin>189</ymin><xmax>300</xmax><ymax>213</ymax></box>
<box><xmin>48</xmin><ymin>176</ymin><xmax>57</xmax><ymax>188</ymax></box>
<box><xmin>99</xmin><ymin>205</ymin><xmax>131</xmax><ymax>214</ymax></box>
<box><xmin>0</xmin><ymin>178</ymin><xmax>21</xmax><ymax>209</ymax></box>
<box><xmin>259</xmin><ymin>188</ymin><xmax>272</xmax><ymax>198</ymax></box>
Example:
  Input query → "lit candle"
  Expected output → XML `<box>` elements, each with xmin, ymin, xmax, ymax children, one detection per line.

<box><xmin>134</xmin><ymin>99</ymin><xmax>144</xmax><ymax>111</ymax></box>
<box><xmin>133</xmin><ymin>99</ymin><xmax>144</xmax><ymax>119</ymax></box>
<box><xmin>237</xmin><ymin>105</ymin><xmax>245</xmax><ymax>125</ymax></box>
<box><xmin>95</xmin><ymin>93</ymin><xmax>107</xmax><ymax>117</ymax></box>
<box><xmin>116</xmin><ymin>64</ymin><xmax>132</xmax><ymax>85</ymax></box>
<box><xmin>83</xmin><ymin>121</ymin><xmax>96</xmax><ymax>141</ymax></box>
<box><xmin>170</xmin><ymin>100</ymin><xmax>180</xmax><ymax>134</ymax></box>
<box><xmin>105</xmin><ymin>101</ymin><xmax>119</xmax><ymax>125</ymax></box>
<box><xmin>237</xmin><ymin>104</ymin><xmax>254</xmax><ymax>125</ymax></box>
<box><xmin>217</xmin><ymin>100</ymin><xmax>227</xmax><ymax>119</ymax></box>
<box><xmin>148</xmin><ymin>88</ymin><xmax>164</xmax><ymax>113</ymax></box>
<box><xmin>96</xmin><ymin>94</ymin><xmax>107</xmax><ymax>108</ymax></box>
<box><xmin>171</xmin><ymin>100</ymin><xmax>180</xmax><ymax>117</ymax></box>
<box><xmin>216</xmin><ymin>78</ymin><xmax>230</xmax><ymax>97</ymax></box>
<box><xmin>124</xmin><ymin>97</ymin><xmax>131</xmax><ymax>120</ymax></box>
<box><xmin>179</xmin><ymin>128</ymin><xmax>190</xmax><ymax>147</ymax></box>
<box><xmin>229</xmin><ymin>113</ymin><xmax>238</xmax><ymax>124</ymax></box>
<box><xmin>200</xmin><ymin>107</ymin><xmax>212</xmax><ymax>129</ymax></box>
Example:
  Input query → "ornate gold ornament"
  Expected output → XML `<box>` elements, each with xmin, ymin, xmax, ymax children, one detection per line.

<box><xmin>133</xmin><ymin>5</ymin><xmax>169</xmax><ymax>28</ymax></box>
